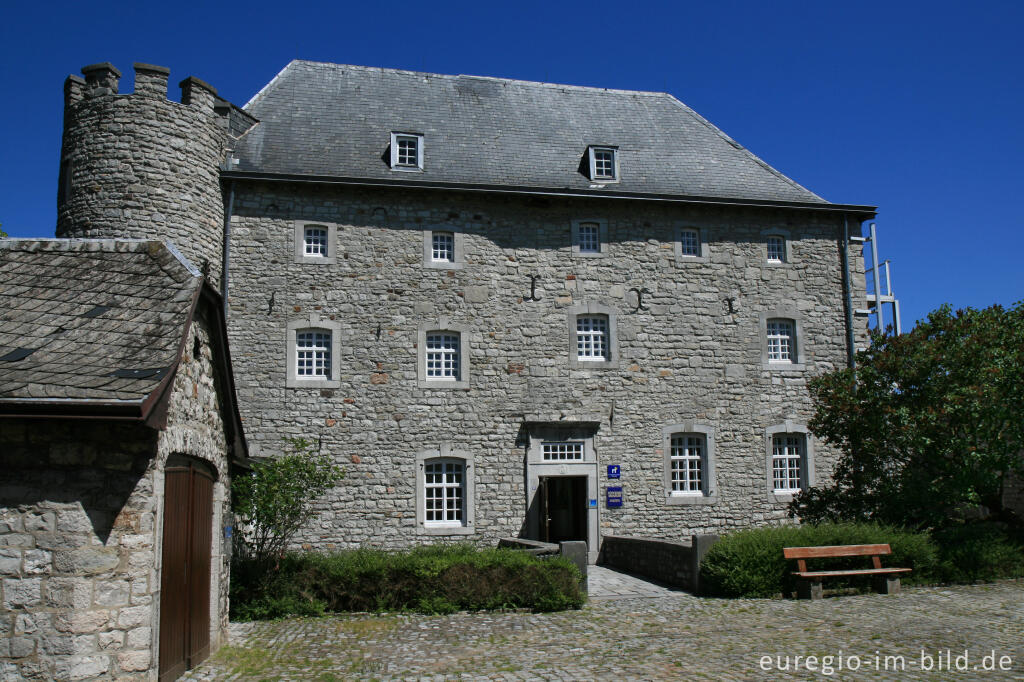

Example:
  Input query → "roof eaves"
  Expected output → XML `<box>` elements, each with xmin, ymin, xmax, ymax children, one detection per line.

<box><xmin>220</xmin><ymin>169</ymin><xmax>876</xmax><ymax>216</ymax></box>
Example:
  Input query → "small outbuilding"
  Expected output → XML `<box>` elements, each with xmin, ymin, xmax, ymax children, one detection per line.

<box><xmin>0</xmin><ymin>239</ymin><xmax>247</xmax><ymax>681</ymax></box>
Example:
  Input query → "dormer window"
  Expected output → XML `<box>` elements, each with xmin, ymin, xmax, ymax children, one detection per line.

<box><xmin>391</xmin><ymin>132</ymin><xmax>424</xmax><ymax>170</ymax></box>
<box><xmin>588</xmin><ymin>146</ymin><xmax>618</xmax><ymax>181</ymax></box>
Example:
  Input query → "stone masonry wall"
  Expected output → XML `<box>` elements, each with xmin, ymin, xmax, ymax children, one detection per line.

<box><xmin>57</xmin><ymin>63</ymin><xmax>228</xmax><ymax>287</ymax></box>
<box><xmin>0</xmin><ymin>308</ymin><xmax>231</xmax><ymax>681</ymax></box>
<box><xmin>226</xmin><ymin>182</ymin><xmax>870</xmax><ymax>549</ymax></box>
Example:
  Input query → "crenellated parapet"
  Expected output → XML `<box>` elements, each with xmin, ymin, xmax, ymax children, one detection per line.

<box><xmin>57</xmin><ymin>62</ymin><xmax>231</xmax><ymax>287</ymax></box>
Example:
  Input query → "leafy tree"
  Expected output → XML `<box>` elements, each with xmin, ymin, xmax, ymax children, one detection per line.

<box><xmin>790</xmin><ymin>302</ymin><xmax>1024</xmax><ymax>529</ymax></box>
<box><xmin>232</xmin><ymin>437</ymin><xmax>343</xmax><ymax>565</ymax></box>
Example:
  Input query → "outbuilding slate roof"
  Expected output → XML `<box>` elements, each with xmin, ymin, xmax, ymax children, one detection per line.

<box><xmin>0</xmin><ymin>239</ymin><xmax>201</xmax><ymax>405</ymax></box>
<box><xmin>232</xmin><ymin>60</ymin><xmax>830</xmax><ymax>205</ymax></box>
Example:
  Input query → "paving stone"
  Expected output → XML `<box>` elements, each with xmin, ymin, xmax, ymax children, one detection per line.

<box><xmin>182</xmin><ymin>576</ymin><xmax>1024</xmax><ymax>680</ymax></box>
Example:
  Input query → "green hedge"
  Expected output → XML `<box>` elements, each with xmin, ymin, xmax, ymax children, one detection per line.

<box><xmin>931</xmin><ymin>522</ymin><xmax>1024</xmax><ymax>583</ymax></box>
<box><xmin>231</xmin><ymin>544</ymin><xmax>585</xmax><ymax>620</ymax></box>
<box><xmin>699</xmin><ymin>523</ymin><xmax>939</xmax><ymax>598</ymax></box>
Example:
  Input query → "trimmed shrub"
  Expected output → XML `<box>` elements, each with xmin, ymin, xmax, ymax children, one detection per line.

<box><xmin>932</xmin><ymin>522</ymin><xmax>1024</xmax><ymax>583</ymax></box>
<box><xmin>699</xmin><ymin>523</ymin><xmax>939</xmax><ymax>598</ymax></box>
<box><xmin>230</xmin><ymin>544</ymin><xmax>585</xmax><ymax>620</ymax></box>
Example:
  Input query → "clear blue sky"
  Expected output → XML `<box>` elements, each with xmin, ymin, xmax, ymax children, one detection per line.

<box><xmin>2</xmin><ymin>1</ymin><xmax>1021</xmax><ymax>329</ymax></box>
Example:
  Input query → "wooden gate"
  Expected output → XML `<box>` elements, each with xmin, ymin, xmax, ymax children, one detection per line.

<box><xmin>159</xmin><ymin>455</ymin><xmax>215</xmax><ymax>682</ymax></box>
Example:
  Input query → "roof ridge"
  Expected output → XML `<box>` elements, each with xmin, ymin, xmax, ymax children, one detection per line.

<box><xmin>284</xmin><ymin>59</ymin><xmax>673</xmax><ymax>99</ymax></box>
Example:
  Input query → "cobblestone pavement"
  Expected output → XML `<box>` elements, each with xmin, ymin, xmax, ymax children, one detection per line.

<box><xmin>184</xmin><ymin>578</ymin><xmax>1024</xmax><ymax>681</ymax></box>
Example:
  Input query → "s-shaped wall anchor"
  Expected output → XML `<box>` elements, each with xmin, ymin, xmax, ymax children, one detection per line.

<box><xmin>631</xmin><ymin>287</ymin><xmax>652</xmax><ymax>312</ymax></box>
<box><xmin>526</xmin><ymin>275</ymin><xmax>542</xmax><ymax>301</ymax></box>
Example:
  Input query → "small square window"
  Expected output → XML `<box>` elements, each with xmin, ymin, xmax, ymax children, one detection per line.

<box><xmin>576</xmin><ymin>315</ymin><xmax>608</xmax><ymax>361</ymax></box>
<box><xmin>589</xmin><ymin>147</ymin><xmax>617</xmax><ymax>181</ymax></box>
<box><xmin>425</xmin><ymin>332</ymin><xmax>461</xmax><ymax>380</ymax></box>
<box><xmin>577</xmin><ymin>223</ymin><xmax>601</xmax><ymax>254</ymax></box>
<box><xmin>772</xmin><ymin>434</ymin><xmax>804</xmax><ymax>492</ymax></box>
<box><xmin>304</xmin><ymin>227</ymin><xmax>328</xmax><ymax>257</ymax></box>
<box><xmin>766</xmin><ymin>235</ymin><xmax>786</xmax><ymax>263</ymax></box>
<box><xmin>432</xmin><ymin>232</ymin><xmax>455</xmax><ymax>262</ymax></box>
<box><xmin>295</xmin><ymin>330</ymin><xmax>332</xmax><ymax>378</ymax></box>
<box><xmin>679</xmin><ymin>229</ymin><xmax>700</xmax><ymax>257</ymax></box>
<box><xmin>663</xmin><ymin>423</ymin><xmax>716</xmax><ymax>504</ymax></box>
<box><xmin>766</xmin><ymin>319</ymin><xmax>795</xmax><ymax>363</ymax></box>
<box><xmin>391</xmin><ymin>132</ymin><xmax>424</xmax><ymax>170</ymax></box>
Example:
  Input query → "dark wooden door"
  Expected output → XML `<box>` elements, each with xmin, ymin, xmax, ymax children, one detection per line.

<box><xmin>159</xmin><ymin>456</ymin><xmax>214</xmax><ymax>682</ymax></box>
<box><xmin>539</xmin><ymin>477</ymin><xmax>587</xmax><ymax>544</ymax></box>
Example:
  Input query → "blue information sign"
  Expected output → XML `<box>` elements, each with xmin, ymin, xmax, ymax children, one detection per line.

<box><xmin>607</xmin><ymin>464</ymin><xmax>621</xmax><ymax>479</ymax></box>
<box><xmin>606</xmin><ymin>486</ymin><xmax>623</xmax><ymax>508</ymax></box>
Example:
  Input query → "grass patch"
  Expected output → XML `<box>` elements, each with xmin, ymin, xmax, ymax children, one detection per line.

<box><xmin>231</xmin><ymin>543</ymin><xmax>585</xmax><ymax>620</ymax></box>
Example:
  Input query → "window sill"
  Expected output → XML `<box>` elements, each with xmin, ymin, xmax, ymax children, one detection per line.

<box><xmin>666</xmin><ymin>492</ymin><xmax>718</xmax><ymax>506</ymax></box>
<box><xmin>423</xmin><ymin>259</ymin><xmax>464</xmax><ymax>270</ymax></box>
<box><xmin>417</xmin><ymin>378</ymin><xmax>470</xmax><ymax>390</ymax></box>
<box><xmin>572</xmin><ymin>250</ymin><xmax>606</xmax><ymax>258</ymax></box>
<box><xmin>421</xmin><ymin>524</ymin><xmax>473</xmax><ymax>536</ymax></box>
<box><xmin>296</xmin><ymin>255</ymin><xmax>337</xmax><ymax>265</ymax></box>
<box><xmin>764</xmin><ymin>361</ymin><xmax>806</xmax><ymax>372</ymax></box>
<box><xmin>287</xmin><ymin>377</ymin><xmax>340</xmax><ymax>389</ymax></box>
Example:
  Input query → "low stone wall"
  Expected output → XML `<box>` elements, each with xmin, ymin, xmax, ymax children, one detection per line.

<box><xmin>598</xmin><ymin>534</ymin><xmax>719</xmax><ymax>594</ymax></box>
<box><xmin>498</xmin><ymin>538</ymin><xmax>587</xmax><ymax>591</ymax></box>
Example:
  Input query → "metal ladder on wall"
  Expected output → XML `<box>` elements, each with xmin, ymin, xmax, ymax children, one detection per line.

<box><xmin>853</xmin><ymin>222</ymin><xmax>903</xmax><ymax>335</ymax></box>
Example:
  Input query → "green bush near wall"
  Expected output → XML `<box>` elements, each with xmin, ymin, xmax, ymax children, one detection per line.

<box><xmin>231</xmin><ymin>544</ymin><xmax>585</xmax><ymax>620</ymax></box>
<box><xmin>699</xmin><ymin>522</ymin><xmax>1024</xmax><ymax>598</ymax></box>
<box><xmin>699</xmin><ymin>523</ymin><xmax>939</xmax><ymax>598</ymax></box>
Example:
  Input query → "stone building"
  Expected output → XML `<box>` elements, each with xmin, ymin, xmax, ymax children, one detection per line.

<box><xmin>52</xmin><ymin>60</ymin><xmax>875</xmax><ymax>565</ymax></box>
<box><xmin>0</xmin><ymin>239</ymin><xmax>247</xmax><ymax>680</ymax></box>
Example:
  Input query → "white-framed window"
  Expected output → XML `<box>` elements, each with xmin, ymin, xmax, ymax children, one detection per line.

<box><xmin>293</xmin><ymin>221</ymin><xmax>337</xmax><ymax>264</ymax></box>
<box><xmin>295</xmin><ymin>330</ymin><xmax>332</xmax><ymax>378</ymax></box>
<box><xmin>765</xmin><ymin>421</ymin><xmax>814</xmax><ymax>499</ymax></box>
<box><xmin>417</xmin><ymin>319</ymin><xmax>470</xmax><ymax>389</ymax></box>
<box><xmin>431</xmin><ymin>231</ymin><xmax>455</xmax><ymax>262</ymax></box>
<box><xmin>679</xmin><ymin>229</ymin><xmax>700</xmax><ymax>257</ymax></box>
<box><xmin>390</xmin><ymin>132</ymin><xmax>424</xmax><ymax>170</ymax></box>
<box><xmin>670</xmin><ymin>434</ymin><xmax>705</xmax><ymax>494</ymax></box>
<box><xmin>766</xmin><ymin>319</ymin><xmax>795</xmax><ymax>363</ymax></box>
<box><xmin>761</xmin><ymin>228</ymin><xmax>792</xmax><ymax>264</ymax></box>
<box><xmin>568</xmin><ymin>303</ymin><xmax>619</xmax><ymax>368</ymax></box>
<box><xmin>571</xmin><ymin>218</ymin><xmax>608</xmax><ymax>257</ymax></box>
<box><xmin>588</xmin><ymin>146</ymin><xmax>618</xmax><ymax>181</ymax></box>
<box><xmin>416</xmin><ymin>446</ymin><xmax>475</xmax><ymax>535</ymax></box>
<box><xmin>760</xmin><ymin>310</ymin><xmax>805</xmax><ymax>371</ymax></box>
<box><xmin>575</xmin><ymin>315</ymin><xmax>608</xmax><ymax>361</ymax></box>
<box><xmin>772</xmin><ymin>434</ymin><xmax>803</xmax><ymax>492</ymax></box>
<box><xmin>303</xmin><ymin>227</ymin><xmax>328</xmax><ymax>257</ymax></box>
<box><xmin>662</xmin><ymin>423</ymin><xmax>716</xmax><ymax>504</ymax></box>
<box><xmin>424</xmin><ymin>458</ymin><xmax>465</xmax><ymax>525</ymax></box>
<box><xmin>425</xmin><ymin>332</ymin><xmax>460</xmax><ymax>380</ymax></box>
<box><xmin>577</xmin><ymin>223</ymin><xmax>601</xmax><ymax>253</ymax></box>
<box><xmin>286</xmin><ymin>317</ymin><xmax>341</xmax><ymax>388</ymax></box>
<box><xmin>673</xmin><ymin>224</ymin><xmax>709</xmax><ymax>264</ymax></box>
<box><xmin>422</xmin><ymin>228</ymin><xmax>464</xmax><ymax>269</ymax></box>
<box><xmin>542</xmin><ymin>441</ymin><xmax>585</xmax><ymax>461</ymax></box>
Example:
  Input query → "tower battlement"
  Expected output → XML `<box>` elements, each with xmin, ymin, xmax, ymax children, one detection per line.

<box><xmin>57</xmin><ymin>62</ymin><xmax>230</xmax><ymax>287</ymax></box>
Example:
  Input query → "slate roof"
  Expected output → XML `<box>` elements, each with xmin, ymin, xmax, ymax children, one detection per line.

<box><xmin>0</xmin><ymin>239</ymin><xmax>201</xmax><ymax>405</ymax></box>
<box><xmin>232</xmin><ymin>60</ymin><xmax>836</xmax><ymax>206</ymax></box>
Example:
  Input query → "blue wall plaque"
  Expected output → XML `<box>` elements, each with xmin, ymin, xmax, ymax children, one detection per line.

<box><xmin>607</xmin><ymin>464</ymin><xmax>621</xmax><ymax>479</ymax></box>
<box><xmin>606</xmin><ymin>486</ymin><xmax>623</xmax><ymax>508</ymax></box>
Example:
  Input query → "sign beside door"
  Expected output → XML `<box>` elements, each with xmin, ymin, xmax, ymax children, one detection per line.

<box><xmin>607</xmin><ymin>464</ymin><xmax>620</xmax><ymax>479</ymax></box>
<box><xmin>606</xmin><ymin>485</ymin><xmax>623</xmax><ymax>508</ymax></box>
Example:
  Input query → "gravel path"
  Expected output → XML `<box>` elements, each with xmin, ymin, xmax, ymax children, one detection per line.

<box><xmin>183</xmin><ymin>572</ymin><xmax>1023</xmax><ymax>680</ymax></box>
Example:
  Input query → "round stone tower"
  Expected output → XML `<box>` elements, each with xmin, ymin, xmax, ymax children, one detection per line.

<box><xmin>57</xmin><ymin>62</ymin><xmax>228</xmax><ymax>286</ymax></box>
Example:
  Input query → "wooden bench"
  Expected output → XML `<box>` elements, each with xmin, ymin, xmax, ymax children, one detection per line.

<box><xmin>783</xmin><ymin>544</ymin><xmax>911</xmax><ymax>600</ymax></box>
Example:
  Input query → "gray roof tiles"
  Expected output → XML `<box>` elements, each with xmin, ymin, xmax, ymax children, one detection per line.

<box><xmin>234</xmin><ymin>60</ymin><xmax>829</xmax><ymax>205</ymax></box>
<box><xmin>0</xmin><ymin>239</ymin><xmax>202</xmax><ymax>404</ymax></box>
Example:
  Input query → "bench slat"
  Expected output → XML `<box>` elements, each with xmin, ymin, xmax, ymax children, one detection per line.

<box><xmin>783</xmin><ymin>544</ymin><xmax>892</xmax><ymax>559</ymax></box>
<box><xmin>794</xmin><ymin>567</ymin><xmax>912</xmax><ymax>579</ymax></box>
